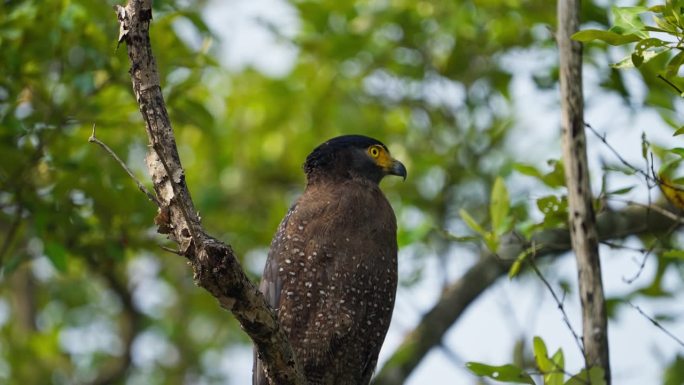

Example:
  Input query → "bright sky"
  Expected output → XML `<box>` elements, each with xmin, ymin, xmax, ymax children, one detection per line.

<box><xmin>198</xmin><ymin>1</ymin><xmax>684</xmax><ymax>384</ymax></box>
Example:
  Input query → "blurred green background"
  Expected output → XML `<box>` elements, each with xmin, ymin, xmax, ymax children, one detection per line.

<box><xmin>1</xmin><ymin>0</ymin><xmax>684</xmax><ymax>384</ymax></box>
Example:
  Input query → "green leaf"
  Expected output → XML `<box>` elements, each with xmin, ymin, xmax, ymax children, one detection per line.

<box><xmin>666</xmin><ymin>50</ymin><xmax>684</xmax><ymax>77</ymax></box>
<box><xmin>571</xmin><ymin>30</ymin><xmax>641</xmax><ymax>45</ymax></box>
<box><xmin>670</xmin><ymin>147</ymin><xmax>684</xmax><ymax>158</ymax></box>
<box><xmin>663</xmin><ymin>249</ymin><xmax>684</xmax><ymax>259</ymax></box>
<box><xmin>607</xmin><ymin>185</ymin><xmax>635</xmax><ymax>195</ymax></box>
<box><xmin>673</xmin><ymin>126</ymin><xmax>684</xmax><ymax>136</ymax></box>
<box><xmin>611</xmin><ymin>55</ymin><xmax>636</xmax><ymax>69</ymax></box>
<box><xmin>509</xmin><ymin>259</ymin><xmax>523</xmax><ymax>279</ymax></box>
<box><xmin>649</xmin><ymin>5</ymin><xmax>666</xmax><ymax>13</ymax></box>
<box><xmin>631</xmin><ymin>49</ymin><xmax>666</xmax><ymax>68</ymax></box>
<box><xmin>611</xmin><ymin>6</ymin><xmax>649</xmax><ymax>37</ymax></box>
<box><xmin>45</xmin><ymin>242</ymin><xmax>68</xmax><ymax>273</ymax></box>
<box><xmin>565</xmin><ymin>367</ymin><xmax>606</xmax><ymax>385</ymax></box>
<box><xmin>549</xmin><ymin>349</ymin><xmax>565</xmax><ymax>385</ymax></box>
<box><xmin>533</xmin><ymin>336</ymin><xmax>551</xmax><ymax>371</ymax></box>
<box><xmin>460</xmin><ymin>209</ymin><xmax>486</xmax><ymax>237</ymax></box>
<box><xmin>534</xmin><ymin>337</ymin><xmax>564</xmax><ymax>385</ymax></box>
<box><xmin>631</xmin><ymin>38</ymin><xmax>669</xmax><ymax>68</ymax></box>
<box><xmin>484</xmin><ymin>232</ymin><xmax>500</xmax><ymax>254</ymax></box>
<box><xmin>536</xmin><ymin>195</ymin><xmax>568</xmax><ymax>228</ymax></box>
<box><xmin>513</xmin><ymin>163</ymin><xmax>542</xmax><ymax>178</ymax></box>
<box><xmin>490</xmin><ymin>177</ymin><xmax>510</xmax><ymax>235</ymax></box>
<box><xmin>542</xmin><ymin>159</ymin><xmax>566</xmax><ymax>188</ymax></box>
<box><xmin>508</xmin><ymin>244</ymin><xmax>541</xmax><ymax>279</ymax></box>
<box><xmin>466</xmin><ymin>362</ymin><xmax>536</xmax><ymax>384</ymax></box>
<box><xmin>642</xmin><ymin>132</ymin><xmax>650</xmax><ymax>160</ymax></box>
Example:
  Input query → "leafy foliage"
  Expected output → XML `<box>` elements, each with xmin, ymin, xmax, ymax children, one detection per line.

<box><xmin>1</xmin><ymin>0</ymin><xmax>683</xmax><ymax>384</ymax></box>
<box><xmin>467</xmin><ymin>337</ymin><xmax>606</xmax><ymax>385</ymax></box>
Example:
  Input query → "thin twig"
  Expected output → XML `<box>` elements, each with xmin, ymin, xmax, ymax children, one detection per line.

<box><xmin>526</xmin><ymin>253</ymin><xmax>586</xmax><ymax>359</ymax></box>
<box><xmin>626</xmin><ymin>301</ymin><xmax>684</xmax><ymax>348</ymax></box>
<box><xmin>88</xmin><ymin>124</ymin><xmax>160</xmax><ymax>207</ymax></box>
<box><xmin>599</xmin><ymin>240</ymin><xmax>647</xmax><ymax>253</ymax></box>
<box><xmin>585</xmin><ymin>122</ymin><xmax>652</xmax><ymax>182</ymax></box>
<box><xmin>623</xmin><ymin>220</ymin><xmax>680</xmax><ymax>284</ymax></box>
<box><xmin>160</xmin><ymin>245</ymin><xmax>183</xmax><ymax>256</ymax></box>
<box><xmin>657</xmin><ymin>74</ymin><xmax>683</xmax><ymax>95</ymax></box>
<box><xmin>619</xmin><ymin>199</ymin><xmax>684</xmax><ymax>224</ymax></box>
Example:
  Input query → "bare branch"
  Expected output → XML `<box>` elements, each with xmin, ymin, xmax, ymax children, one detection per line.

<box><xmin>626</xmin><ymin>301</ymin><xmax>684</xmax><ymax>349</ymax></box>
<box><xmin>657</xmin><ymin>74</ymin><xmax>683</xmax><ymax>95</ymax></box>
<box><xmin>89</xmin><ymin>124</ymin><xmax>160</xmax><ymax>207</ymax></box>
<box><xmin>527</xmin><ymin>256</ymin><xmax>585</xmax><ymax>357</ymax></box>
<box><xmin>112</xmin><ymin>1</ymin><xmax>304</xmax><ymax>384</ymax></box>
<box><xmin>585</xmin><ymin>123</ymin><xmax>652</xmax><ymax>183</ymax></box>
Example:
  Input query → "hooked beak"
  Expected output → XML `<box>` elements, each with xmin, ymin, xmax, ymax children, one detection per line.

<box><xmin>388</xmin><ymin>159</ymin><xmax>407</xmax><ymax>181</ymax></box>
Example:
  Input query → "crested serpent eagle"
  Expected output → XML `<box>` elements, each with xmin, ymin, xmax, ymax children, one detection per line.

<box><xmin>253</xmin><ymin>135</ymin><xmax>406</xmax><ymax>385</ymax></box>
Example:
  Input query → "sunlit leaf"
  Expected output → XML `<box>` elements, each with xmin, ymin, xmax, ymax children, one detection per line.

<box><xmin>513</xmin><ymin>163</ymin><xmax>543</xmax><ymax>179</ymax></box>
<box><xmin>659</xmin><ymin>175</ymin><xmax>684</xmax><ymax>210</ymax></box>
<box><xmin>565</xmin><ymin>367</ymin><xmax>606</xmax><ymax>385</ymax></box>
<box><xmin>611</xmin><ymin>6</ymin><xmax>649</xmax><ymax>37</ymax></box>
<box><xmin>466</xmin><ymin>362</ymin><xmax>536</xmax><ymax>384</ymax></box>
<box><xmin>663</xmin><ymin>249</ymin><xmax>684</xmax><ymax>259</ymax></box>
<box><xmin>571</xmin><ymin>30</ymin><xmax>641</xmax><ymax>45</ymax></box>
<box><xmin>460</xmin><ymin>209</ymin><xmax>487</xmax><ymax>237</ymax></box>
<box><xmin>490</xmin><ymin>177</ymin><xmax>510</xmax><ymax>235</ymax></box>
<box><xmin>534</xmin><ymin>337</ymin><xmax>564</xmax><ymax>385</ymax></box>
<box><xmin>666</xmin><ymin>51</ymin><xmax>684</xmax><ymax>77</ymax></box>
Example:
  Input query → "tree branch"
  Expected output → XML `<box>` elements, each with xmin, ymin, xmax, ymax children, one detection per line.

<box><xmin>88</xmin><ymin>124</ymin><xmax>160</xmax><ymax>207</ymax></box>
<box><xmin>373</xmin><ymin>204</ymin><xmax>678</xmax><ymax>385</ymax></box>
<box><xmin>558</xmin><ymin>0</ymin><xmax>610</xmax><ymax>382</ymax></box>
<box><xmin>113</xmin><ymin>2</ymin><xmax>304</xmax><ymax>384</ymax></box>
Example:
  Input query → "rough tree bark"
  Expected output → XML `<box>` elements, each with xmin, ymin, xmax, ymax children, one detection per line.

<box><xmin>112</xmin><ymin>1</ymin><xmax>304</xmax><ymax>384</ymax></box>
<box><xmin>373</xmin><ymin>203</ymin><xmax>676</xmax><ymax>384</ymax></box>
<box><xmin>558</xmin><ymin>0</ymin><xmax>610</xmax><ymax>383</ymax></box>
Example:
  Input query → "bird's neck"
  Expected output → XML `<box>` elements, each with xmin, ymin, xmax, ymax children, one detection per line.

<box><xmin>305</xmin><ymin>171</ymin><xmax>379</xmax><ymax>189</ymax></box>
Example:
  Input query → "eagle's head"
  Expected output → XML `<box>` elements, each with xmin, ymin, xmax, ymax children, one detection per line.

<box><xmin>304</xmin><ymin>135</ymin><xmax>407</xmax><ymax>184</ymax></box>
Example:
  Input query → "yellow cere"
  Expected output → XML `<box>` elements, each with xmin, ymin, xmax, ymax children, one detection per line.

<box><xmin>367</xmin><ymin>144</ymin><xmax>394</xmax><ymax>169</ymax></box>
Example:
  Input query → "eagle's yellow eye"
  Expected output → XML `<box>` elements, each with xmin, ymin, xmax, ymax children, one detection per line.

<box><xmin>369</xmin><ymin>145</ymin><xmax>381</xmax><ymax>158</ymax></box>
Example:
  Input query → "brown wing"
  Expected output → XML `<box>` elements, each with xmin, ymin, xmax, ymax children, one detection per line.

<box><xmin>253</xmin><ymin>204</ymin><xmax>296</xmax><ymax>385</ymax></box>
<box><xmin>254</xmin><ymin>180</ymin><xmax>398</xmax><ymax>385</ymax></box>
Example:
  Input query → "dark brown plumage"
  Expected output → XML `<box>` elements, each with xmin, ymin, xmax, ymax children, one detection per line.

<box><xmin>253</xmin><ymin>135</ymin><xmax>406</xmax><ymax>385</ymax></box>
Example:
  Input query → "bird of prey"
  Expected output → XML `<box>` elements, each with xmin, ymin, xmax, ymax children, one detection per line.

<box><xmin>253</xmin><ymin>135</ymin><xmax>406</xmax><ymax>385</ymax></box>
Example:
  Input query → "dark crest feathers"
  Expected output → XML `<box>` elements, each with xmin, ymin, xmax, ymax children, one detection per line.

<box><xmin>303</xmin><ymin>135</ymin><xmax>387</xmax><ymax>175</ymax></box>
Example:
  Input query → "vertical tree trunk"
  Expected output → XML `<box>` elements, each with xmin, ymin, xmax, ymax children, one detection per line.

<box><xmin>114</xmin><ymin>1</ymin><xmax>304</xmax><ymax>384</ymax></box>
<box><xmin>557</xmin><ymin>0</ymin><xmax>611</xmax><ymax>383</ymax></box>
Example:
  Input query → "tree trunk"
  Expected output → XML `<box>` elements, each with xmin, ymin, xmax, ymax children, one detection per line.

<box><xmin>557</xmin><ymin>0</ymin><xmax>611</xmax><ymax>383</ymax></box>
<box><xmin>113</xmin><ymin>1</ymin><xmax>304</xmax><ymax>384</ymax></box>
